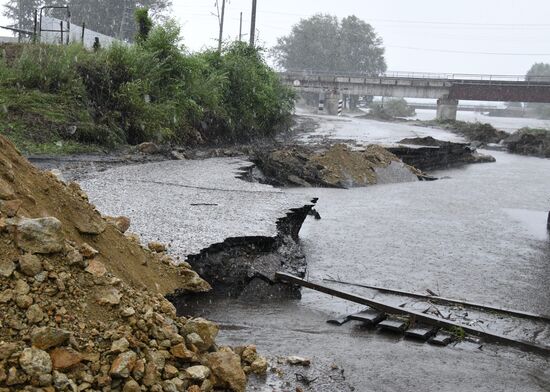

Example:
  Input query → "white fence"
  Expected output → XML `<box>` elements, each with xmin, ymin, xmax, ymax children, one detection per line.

<box><xmin>40</xmin><ymin>16</ymin><xmax>120</xmax><ymax>49</ymax></box>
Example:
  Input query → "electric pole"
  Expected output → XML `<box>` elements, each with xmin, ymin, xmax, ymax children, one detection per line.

<box><xmin>249</xmin><ymin>0</ymin><xmax>257</xmax><ymax>46</ymax></box>
<box><xmin>239</xmin><ymin>12</ymin><xmax>243</xmax><ymax>41</ymax></box>
<box><xmin>217</xmin><ymin>0</ymin><xmax>226</xmax><ymax>52</ymax></box>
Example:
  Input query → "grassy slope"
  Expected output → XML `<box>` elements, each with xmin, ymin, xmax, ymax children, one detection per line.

<box><xmin>0</xmin><ymin>88</ymin><xmax>102</xmax><ymax>155</ymax></box>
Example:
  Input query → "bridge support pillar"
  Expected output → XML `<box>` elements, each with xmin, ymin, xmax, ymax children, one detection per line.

<box><xmin>436</xmin><ymin>96</ymin><xmax>458</xmax><ymax>121</ymax></box>
<box><xmin>325</xmin><ymin>90</ymin><xmax>342</xmax><ymax>116</ymax></box>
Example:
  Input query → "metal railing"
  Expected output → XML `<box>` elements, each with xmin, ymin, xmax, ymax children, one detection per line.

<box><xmin>281</xmin><ymin>69</ymin><xmax>550</xmax><ymax>84</ymax></box>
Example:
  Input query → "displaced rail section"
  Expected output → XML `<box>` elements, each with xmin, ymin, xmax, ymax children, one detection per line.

<box><xmin>275</xmin><ymin>272</ymin><xmax>550</xmax><ymax>356</ymax></box>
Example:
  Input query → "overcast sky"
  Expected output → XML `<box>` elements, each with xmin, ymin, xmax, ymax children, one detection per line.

<box><xmin>2</xmin><ymin>0</ymin><xmax>550</xmax><ymax>75</ymax></box>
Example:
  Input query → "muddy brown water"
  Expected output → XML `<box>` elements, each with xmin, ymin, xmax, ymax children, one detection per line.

<box><xmin>179</xmin><ymin>150</ymin><xmax>550</xmax><ymax>391</ymax></box>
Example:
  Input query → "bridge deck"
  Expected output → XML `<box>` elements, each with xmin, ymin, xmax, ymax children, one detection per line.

<box><xmin>281</xmin><ymin>71</ymin><xmax>550</xmax><ymax>103</ymax></box>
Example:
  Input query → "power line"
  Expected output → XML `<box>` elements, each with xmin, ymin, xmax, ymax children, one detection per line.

<box><xmin>388</xmin><ymin>45</ymin><xmax>550</xmax><ymax>56</ymax></box>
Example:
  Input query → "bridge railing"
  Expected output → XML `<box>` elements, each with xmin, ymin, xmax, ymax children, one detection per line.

<box><xmin>281</xmin><ymin>69</ymin><xmax>550</xmax><ymax>84</ymax></box>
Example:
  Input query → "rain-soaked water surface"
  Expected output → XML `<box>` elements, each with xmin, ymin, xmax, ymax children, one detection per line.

<box><xmin>179</xmin><ymin>150</ymin><xmax>550</xmax><ymax>391</ymax></box>
<box><xmin>80</xmin><ymin>116</ymin><xmax>550</xmax><ymax>391</ymax></box>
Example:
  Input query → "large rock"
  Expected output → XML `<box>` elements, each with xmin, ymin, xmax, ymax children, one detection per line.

<box><xmin>0</xmin><ymin>258</ymin><xmax>16</xmax><ymax>277</ymax></box>
<box><xmin>0</xmin><ymin>342</ymin><xmax>18</xmax><ymax>360</ymax></box>
<box><xmin>185</xmin><ymin>365</ymin><xmax>211</xmax><ymax>382</ymax></box>
<box><xmin>49</xmin><ymin>347</ymin><xmax>83</xmax><ymax>370</ymax></box>
<box><xmin>105</xmin><ymin>216</ymin><xmax>131</xmax><ymax>233</ymax></box>
<box><xmin>85</xmin><ymin>259</ymin><xmax>107</xmax><ymax>277</ymax></box>
<box><xmin>26</xmin><ymin>304</ymin><xmax>44</xmax><ymax>324</ymax></box>
<box><xmin>19</xmin><ymin>348</ymin><xmax>52</xmax><ymax>378</ymax></box>
<box><xmin>110</xmin><ymin>351</ymin><xmax>137</xmax><ymax>378</ymax></box>
<box><xmin>75</xmin><ymin>215</ymin><xmax>107</xmax><ymax>235</ymax></box>
<box><xmin>31</xmin><ymin>327</ymin><xmax>71</xmax><ymax>350</ymax></box>
<box><xmin>19</xmin><ymin>253</ymin><xmax>43</xmax><ymax>277</ymax></box>
<box><xmin>96</xmin><ymin>287</ymin><xmax>122</xmax><ymax>305</ymax></box>
<box><xmin>183</xmin><ymin>318</ymin><xmax>219</xmax><ymax>352</ymax></box>
<box><xmin>206</xmin><ymin>351</ymin><xmax>246</xmax><ymax>392</ymax></box>
<box><xmin>10</xmin><ymin>217</ymin><xmax>65</xmax><ymax>254</ymax></box>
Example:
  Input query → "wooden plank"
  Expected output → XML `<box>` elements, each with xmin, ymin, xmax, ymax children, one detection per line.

<box><xmin>378</xmin><ymin>318</ymin><xmax>408</xmax><ymax>333</ymax></box>
<box><xmin>323</xmin><ymin>278</ymin><xmax>550</xmax><ymax>323</ymax></box>
<box><xmin>349</xmin><ymin>308</ymin><xmax>386</xmax><ymax>326</ymax></box>
<box><xmin>405</xmin><ymin>324</ymin><xmax>439</xmax><ymax>340</ymax></box>
<box><xmin>276</xmin><ymin>272</ymin><xmax>550</xmax><ymax>355</ymax></box>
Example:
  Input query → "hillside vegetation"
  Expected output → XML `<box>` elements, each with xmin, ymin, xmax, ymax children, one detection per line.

<box><xmin>0</xmin><ymin>21</ymin><xmax>294</xmax><ymax>154</ymax></box>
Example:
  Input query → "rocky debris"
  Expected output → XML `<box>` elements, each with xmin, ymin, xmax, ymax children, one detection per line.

<box><xmin>8</xmin><ymin>217</ymin><xmax>65</xmax><ymax>254</ymax></box>
<box><xmin>253</xmin><ymin>143</ymin><xmax>421</xmax><ymax>188</ymax></box>
<box><xmin>0</xmin><ymin>134</ymin><xmax>257</xmax><ymax>391</ymax></box>
<box><xmin>388</xmin><ymin>137</ymin><xmax>496</xmax><ymax>171</ymax></box>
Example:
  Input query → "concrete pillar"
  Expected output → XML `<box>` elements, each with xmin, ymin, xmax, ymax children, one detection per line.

<box><xmin>436</xmin><ymin>96</ymin><xmax>458</xmax><ymax>121</ymax></box>
<box><xmin>325</xmin><ymin>90</ymin><xmax>342</xmax><ymax>115</ymax></box>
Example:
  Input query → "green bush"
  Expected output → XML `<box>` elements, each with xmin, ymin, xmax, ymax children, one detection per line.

<box><xmin>0</xmin><ymin>19</ymin><xmax>295</xmax><ymax>150</ymax></box>
<box><xmin>369</xmin><ymin>98</ymin><xmax>415</xmax><ymax>118</ymax></box>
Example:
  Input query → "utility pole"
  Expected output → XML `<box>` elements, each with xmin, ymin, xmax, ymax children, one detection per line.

<box><xmin>249</xmin><ymin>0</ymin><xmax>257</xmax><ymax>46</ymax></box>
<box><xmin>238</xmin><ymin>12</ymin><xmax>242</xmax><ymax>41</ymax></box>
<box><xmin>217</xmin><ymin>0</ymin><xmax>226</xmax><ymax>52</ymax></box>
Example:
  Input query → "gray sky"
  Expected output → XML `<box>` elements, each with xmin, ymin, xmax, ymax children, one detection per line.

<box><xmin>2</xmin><ymin>0</ymin><xmax>550</xmax><ymax>75</ymax></box>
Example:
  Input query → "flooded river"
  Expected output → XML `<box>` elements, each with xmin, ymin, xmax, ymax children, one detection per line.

<box><xmin>80</xmin><ymin>115</ymin><xmax>550</xmax><ymax>391</ymax></box>
<box><xmin>179</xmin><ymin>150</ymin><xmax>550</xmax><ymax>391</ymax></box>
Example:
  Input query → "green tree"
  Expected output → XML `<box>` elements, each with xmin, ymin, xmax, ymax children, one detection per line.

<box><xmin>273</xmin><ymin>14</ymin><xmax>386</xmax><ymax>75</ymax></box>
<box><xmin>134</xmin><ymin>7</ymin><xmax>153</xmax><ymax>43</ymax></box>
<box><xmin>526</xmin><ymin>63</ymin><xmax>550</xmax><ymax>119</ymax></box>
<box><xmin>2</xmin><ymin>0</ymin><xmax>42</xmax><ymax>35</ymax></box>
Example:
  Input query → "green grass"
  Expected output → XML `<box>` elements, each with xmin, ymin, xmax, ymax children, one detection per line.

<box><xmin>0</xmin><ymin>88</ymin><xmax>104</xmax><ymax>154</ymax></box>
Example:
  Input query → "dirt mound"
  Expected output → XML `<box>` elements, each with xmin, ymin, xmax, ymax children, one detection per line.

<box><xmin>0</xmin><ymin>135</ymin><xmax>265</xmax><ymax>391</ymax></box>
<box><xmin>253</xmin><ymin>144</ymin><xmax>422</xmax><ymax>188</ymax></box>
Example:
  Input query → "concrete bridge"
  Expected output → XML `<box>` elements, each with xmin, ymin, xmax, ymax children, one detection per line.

<box><xmin>280</xmin><ymin>71</ymin><xmax>550</xmax><ymax>119</ymax></box>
